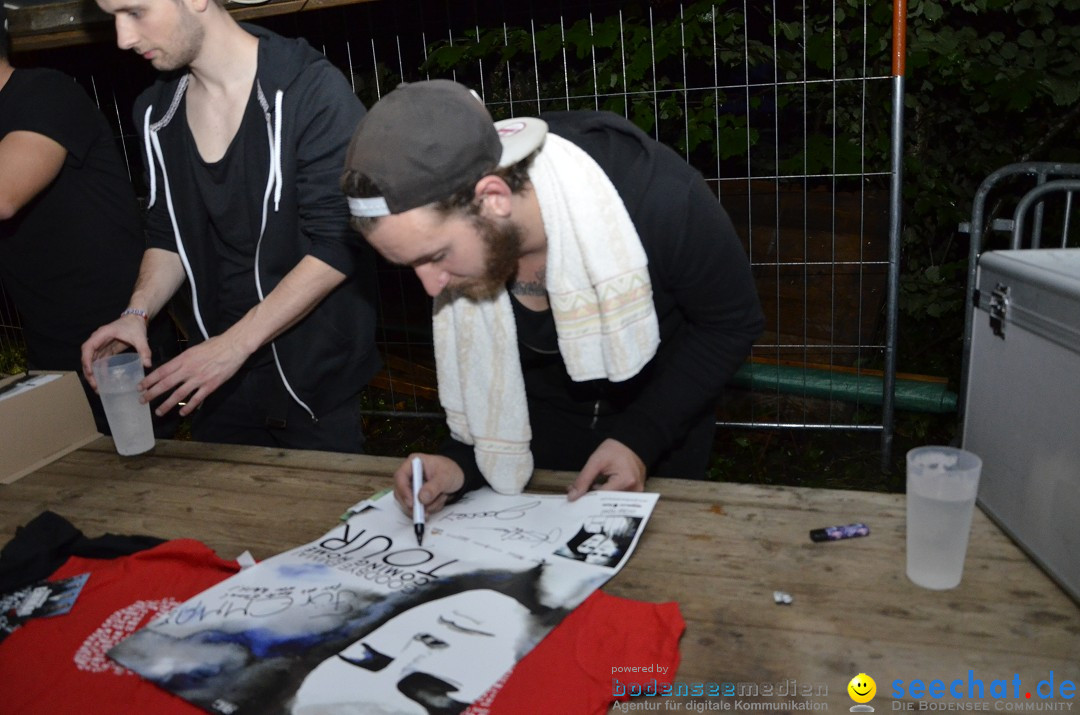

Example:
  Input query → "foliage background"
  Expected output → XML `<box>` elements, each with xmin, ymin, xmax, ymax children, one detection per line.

<box><xmin>4</xmin><ymin>0</ymin><xmax>1078</xmax><ymax>490</ymax></box>
<box><xmin>372</xmin><ymin>0</ymin><xmax>1080</xmax><ymax>488</ymax></box>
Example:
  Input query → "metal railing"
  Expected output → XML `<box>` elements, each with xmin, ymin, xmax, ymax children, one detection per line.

<box><xmin>1</xmin><ymin>0</ymin><xmax>905</xmax><ymax>468</ymax></box>
<box><xmin>959</xmin><ymin>162</ymin><xmax>1080</xmax><ymax>418</ymax></box>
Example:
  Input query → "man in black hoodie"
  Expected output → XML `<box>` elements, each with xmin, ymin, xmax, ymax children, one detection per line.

<box><xmin>82</xmin><ymin>0</ymin><xmax>380</xmax><ymax>451</ymax></box>
<box><xmin>343</xmin><ymin>81</ymin><xmax>763</xmax><ymax>509</ymax></box>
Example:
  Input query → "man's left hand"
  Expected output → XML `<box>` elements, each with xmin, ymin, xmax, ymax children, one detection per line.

<box><xmin>567</xmin><ymin>438</ymin><xmax>646</xmax><ymax>501</ymax></box>
<box><xmin>140</xmin><ymin>335</ymin><xmax>249</xmax><ymax>417</ymax></box>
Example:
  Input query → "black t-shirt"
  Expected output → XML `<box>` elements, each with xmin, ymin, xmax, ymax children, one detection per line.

<box><xmin>0</xmin><ymin>68</ymin><xmax>145</xmax><ymax>369</ymax></box>
<box><xmin>184</xmin><ymin>85</ymin><xmax>265</xmax><ymax>333</ymax></box>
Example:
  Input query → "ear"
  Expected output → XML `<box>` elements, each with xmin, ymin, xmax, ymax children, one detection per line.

<box><xmin>474</xmin><ymin>175</ymin><xmax>513</xmax><ymax>219</ymax></box>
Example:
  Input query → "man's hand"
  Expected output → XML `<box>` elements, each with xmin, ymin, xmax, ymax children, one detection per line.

<box><xmin>393</xmin><ymin>454</ymin><xmax>466</xmax><ymax>517</ymax></box>
<box><xmin>567</xmin><ymin>438</ymin><xmax>646</xmax><ymax>501</ymax></box>
<box><xmin>126</xmin><ymin>254</ymin><xmax>346</xmax><ymax>417</ymax></box>
<box><xmin>139</xmin><ymin>335</ymin><xmax>250</xmax><ymax>417</ymax></box>
<box><xmin>81</xmin><ymin>248</ymin><xmax>187</xmax><ymax>392</ymax></box>
<box><xmin>81</xmin><ymin>314</ymin><xmax>153</xmax><ymax>391</ymax></box>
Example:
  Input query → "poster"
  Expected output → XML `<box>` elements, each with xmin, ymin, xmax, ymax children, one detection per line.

<box><xmin>108</xmin><ymin>488</ymin><xmax>658</xmax><ymax>714</ymax></box>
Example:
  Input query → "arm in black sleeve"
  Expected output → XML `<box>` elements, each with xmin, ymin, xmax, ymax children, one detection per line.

<box><xmin>605</xmin><ymin>164</ymin><xmax>764</xmax><ymax>469</ymax></box>
<box><xmin>438</xmin><ymin>437</ymin><xmax>487</xmax><ymax>501</ymax></box>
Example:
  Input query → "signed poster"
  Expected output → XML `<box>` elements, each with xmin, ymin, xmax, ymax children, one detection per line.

<box><xmin>108</xmin><ymin>488</ymin><xmax>658</xmax><ymax>714</ymax></box>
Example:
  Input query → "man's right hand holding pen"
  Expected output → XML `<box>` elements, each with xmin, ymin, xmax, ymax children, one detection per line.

<box><xmin>393</xmin><ymin>454</ymin><xmax>465</xmax><ymax>519</ymax></box>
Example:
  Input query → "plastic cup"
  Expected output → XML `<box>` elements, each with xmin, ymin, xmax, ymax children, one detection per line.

<box><xmin>91</xmin><ymin>353</ymin><xmax>155</xmax><ymax>456</ymax></box>
<box><xmin>906</xmin><ymin>446</ymin><xmax>982</xmax><ymax>589</ymax></box>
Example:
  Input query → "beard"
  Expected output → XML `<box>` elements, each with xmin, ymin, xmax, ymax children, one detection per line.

<box><xmin>456</xmin><ymin>214</ymin><xmax>524</xmax><ymax>302</ymax></box>
<box><xmin>154</xmin><ymin>10</ymin><xmax>204</xmax><ymax>71</ymax></box>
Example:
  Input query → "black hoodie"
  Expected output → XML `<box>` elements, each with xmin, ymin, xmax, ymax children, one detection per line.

<box><xmin>133</xmin><ymin>25</ymin><xmax>379</xmax><ymax>420</ymax></box>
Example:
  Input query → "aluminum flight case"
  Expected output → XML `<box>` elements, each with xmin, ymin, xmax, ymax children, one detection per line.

<box><xmin>962</xmin><ymin>248</ymin><xmax>1080</xmax><ymax>602</ymax></box>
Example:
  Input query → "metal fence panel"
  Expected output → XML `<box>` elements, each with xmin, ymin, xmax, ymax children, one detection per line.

<box><xmin>1</xmin><ymin>0</ymin><xmax>902</xmax><ymax>455</ymax></box>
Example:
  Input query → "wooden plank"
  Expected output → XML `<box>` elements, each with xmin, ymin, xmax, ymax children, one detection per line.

<box><xmin>2</xmin><ymin>439</ymin><xmax>1078</xmax><ymax>709</ymax></box>
<box><xmin>227</xmin><ymin>0</ymin><xmax>308</xmax><ymax>22</ymax></box>
<box><xmin>7</xmin><ymin>0</ymin><xmax>381</xmax><ymax>52</ymax></box>
<box><xmin>608</xmin><ymin>565</ymin><xmax>1080</xmax><ymax>660</ymax></box>
<box><xmin>669</xmin><ymin>619</ymin><xmax>1077</xmax><ymax>709</ymax></box>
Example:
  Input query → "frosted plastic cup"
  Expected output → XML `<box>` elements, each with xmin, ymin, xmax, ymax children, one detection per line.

<box><xmin>91</xmin><ymin>353</ymin><xmax>155</xmax><ymax>456</ymax></box>
<box><xmin>906</xmin><ymin>446</ymin><xmax>982</xmax><ymax>589</ymax></box>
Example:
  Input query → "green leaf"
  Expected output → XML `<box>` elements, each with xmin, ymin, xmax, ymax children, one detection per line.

<box><xmin>806</xmin><ymin>31</ymin><xmax>834</xmax><ymax>70</ymax></box>
<box><xmin>1040</xmin><ymin>76</ymin><xmax>1080</xmax><ymax>106</ymax></box>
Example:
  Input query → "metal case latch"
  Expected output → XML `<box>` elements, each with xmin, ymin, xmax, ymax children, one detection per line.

<box><xmin>989</xmin><ymin>283</ymin><xmax>1009</xmax><ymax>338</ymax></box>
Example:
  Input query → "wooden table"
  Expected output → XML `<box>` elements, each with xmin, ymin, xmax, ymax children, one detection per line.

<box><xmin>2</xmin><ymin>438</ymin><xmax>1078</xmax><ymax>711</ymax></box>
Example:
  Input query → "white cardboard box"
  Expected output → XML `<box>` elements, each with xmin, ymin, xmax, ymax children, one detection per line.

<box><xmin>963</xmin><ymin>248</ymin><xmax>1080</xmax><ymax>601</ymax></box>
<box><xmin>0</xmin><ymin>371</ymin><xmax>101</xmax><ymax>484</ymax></box>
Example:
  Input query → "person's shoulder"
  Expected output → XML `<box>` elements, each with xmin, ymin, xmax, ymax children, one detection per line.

<box><xmin>541</xmin><ymin>109</ymin><xmax>658</xmax><ymax>162</ymax></box>
<box><xmin>247</xmin><ymin>24</ymin><xmax>331</xmax><ymax>87</ymax></box>
<box><xmin>15</xmin><ymin>67</ymin><xmax>83</xmax><ymax>97</ymax></box>
<box><xmin>542</xmin><ymin>110</ymin><xmax>654</xmax><ymax>152</ymax></box>
<box><xmin>10</xmin><ymin>68</ymin><xmax>100</xmax><ymax>119</ymax></box>
<box><xmin>131</xmin><ymin>71</ymin><xmax>186</xmax><ymax>120</ymax></box>
<box><xmin>542</xmin><ymin>110</ymin><xmax>647</xmax><ymax>139</ymax></box>
<box><xmin>248</xmin><ymin>26</ymin><xmax>363</xmax><ymax>116</ymax></box>
<box><xmin>14</xmin><ymin>66</ymin><xmax>64</xmax><ymax>84</ymax></box>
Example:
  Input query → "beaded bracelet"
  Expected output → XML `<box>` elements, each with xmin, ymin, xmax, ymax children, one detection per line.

<box><xmin>120</xmin><ymin>308</ymin><xmax>149</xmax><ymax>322</ymax></box>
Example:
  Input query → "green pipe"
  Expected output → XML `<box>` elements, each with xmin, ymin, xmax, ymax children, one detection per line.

<box><xmin>730</xmin><ymin>363</ymin><xmax>958</xmax><ymax>414</ymax></box>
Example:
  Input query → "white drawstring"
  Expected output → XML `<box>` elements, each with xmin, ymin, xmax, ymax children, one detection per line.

<box><xmin>254</xmin><ymin>86</ymin><xmax>316</xmax><ymax>421</ymax></box>
<box><xmin>147</xmin><ymin>81</ymin><xmax>313</xmax><ymax>420</ymax></box>
<box><xmin>273</xmin><ymin>90</ymin><xmax>283</xmax><ymax>211</ymax></box>
<box><xmin>143</xmin><ymin>106</ymin><xmax>156</xmax><ymax>208</ymax></box>
<box><xmin>149</xmin><ymin>129</ymin><xmax>209</xmax><ymax>341</ymax></box>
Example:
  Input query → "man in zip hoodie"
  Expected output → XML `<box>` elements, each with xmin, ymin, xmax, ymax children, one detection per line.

<box><xmin>81</xmin><ymin>0</ymin><xmax>380</xmax><ymax>451</ymax></box>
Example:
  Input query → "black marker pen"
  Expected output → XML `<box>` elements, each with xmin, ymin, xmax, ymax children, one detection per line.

<box><xmin>809</xmin><ymin>522</ymin><xmax>869</xmax><ymax>542</ymax></box>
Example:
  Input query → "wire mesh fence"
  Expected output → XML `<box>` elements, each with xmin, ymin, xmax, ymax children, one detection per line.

<box><xmin>3</xmin><ymin>0</ymin><xmax>902</xmax><ymax>453</ymax></box>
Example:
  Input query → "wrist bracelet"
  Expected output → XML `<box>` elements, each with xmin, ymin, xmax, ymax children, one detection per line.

<box><xmin>121</xmin><ymin>308</ymin><xmax>149</xmax><ymax>322</ymax></box>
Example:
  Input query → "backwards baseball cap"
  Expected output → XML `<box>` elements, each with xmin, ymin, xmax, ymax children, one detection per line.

<box><xmin>344</xmin><ymin>79</ymin><xmax>548</xmax><ymax>218</ymax></box>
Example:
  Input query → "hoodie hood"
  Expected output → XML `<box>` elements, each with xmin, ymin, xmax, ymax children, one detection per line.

<box><xmin>141</xmin><ymin>24</ymin><xmax>325</xmax><ymax>213</ymax></box>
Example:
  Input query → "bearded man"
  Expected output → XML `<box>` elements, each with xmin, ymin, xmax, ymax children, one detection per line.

<box><xmin>81</xmin><ymin>0</ymin><xmax>380</xmax><ymax>451</ymax></box>
<box><xmin>342</xmin><ymin>80</ymin><xmax>763</xmax><ymax>512</ymax></box>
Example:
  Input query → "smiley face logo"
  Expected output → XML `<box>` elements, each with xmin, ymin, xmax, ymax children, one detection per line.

<box><xmin>848</xmin><ymin>673</ymin><xmax>877</xmax><ymax>704</ymax></box>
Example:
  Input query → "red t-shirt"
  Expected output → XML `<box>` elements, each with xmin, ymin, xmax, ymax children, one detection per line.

<box><xmin>0</xmin><ymin>539</ymin><xmax>239</xmax><ymax>715</ymax></box>
<box><xmin>466</xmin><ymin>590</ymin><xmax>685</xmax><ymax>715</ymax></box>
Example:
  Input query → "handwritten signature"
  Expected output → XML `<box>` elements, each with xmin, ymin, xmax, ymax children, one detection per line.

<box><xmin>440</xmin><ymin>500</ymin><xmax>542</xmax><ymax>522</ymax></box>
<box><xmin>468</xmin><ymin>526</ymin><xmax>562</xmax><ymax>546</ymax></box>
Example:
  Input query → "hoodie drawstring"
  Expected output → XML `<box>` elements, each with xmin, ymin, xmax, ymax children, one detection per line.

<box><xmin>273</xmin><ymin>90</ymin><xmax>283</xmax><ymax>211</ymax></box>
<box><xmin>146</xmin><ymin>105</ymin><xmax>210</xmax><ymax>341</ymax></box>
<box><xmin>143</xmin><ymin>106</ymin><xmax>156</xmax><ymax>208</ymax></box>
<box><xmin>256</xmin><ymin>88</ymin><xmax>316</xmax><ymax>422</ymax></box>
<box><xmin>145</xmin><ymin>84</ymin><xmax>316</xmax><ymax>422</ymax></box>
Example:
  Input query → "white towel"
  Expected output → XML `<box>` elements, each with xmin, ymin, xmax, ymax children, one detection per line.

<box><xmin>433</xmin><ymin>132</ymin><xmax>659</xmax><ymax>494</ymax></box>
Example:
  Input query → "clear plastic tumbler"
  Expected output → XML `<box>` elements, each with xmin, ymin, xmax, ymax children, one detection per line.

<box><xmin>91</xmin><ymin>353</ymin><xmax>155</xmax><ymax>456</ymax></box>
<box><xmin>906</xmin><ymin>446</ymin><xmax>982</xmax><ymax>589</ymax></box>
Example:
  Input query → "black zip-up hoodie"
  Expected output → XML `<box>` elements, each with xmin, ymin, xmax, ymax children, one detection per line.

<box><xmin>133</xmin><ymin>25</ymin><xmax>380</xmax><ymax>420</ymax></box>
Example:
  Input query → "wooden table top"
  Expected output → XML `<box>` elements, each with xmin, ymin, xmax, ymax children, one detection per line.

<box><xmin>2</xmin><ymin>438</ymin><xmax>1077</xmax><ymax>711</ymax></box>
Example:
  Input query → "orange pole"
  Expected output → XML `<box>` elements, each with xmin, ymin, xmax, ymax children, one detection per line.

<box><xmin>892</xmin><ymin>0</ymin><xmax>907</xmax><ymax>77</ymax></box>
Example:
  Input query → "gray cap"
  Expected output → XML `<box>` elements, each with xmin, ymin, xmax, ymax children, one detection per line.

<box><xmin>344</xmin><ymin>79</ymin><xmax>547</xmax><ymax>217</ymax></box>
